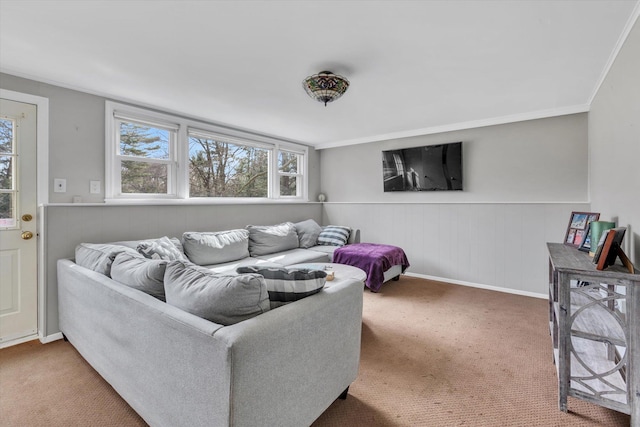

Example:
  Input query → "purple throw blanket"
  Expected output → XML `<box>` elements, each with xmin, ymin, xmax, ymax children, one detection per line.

<box><xmin>333</xmin><ymin>243</ymin><xmax>409</xmax><ymax>292</ymax></box>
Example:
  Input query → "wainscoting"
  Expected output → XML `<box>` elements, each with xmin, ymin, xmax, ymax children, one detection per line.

<box><xmin>41</xmin><ymin>201</ymin><xmax>590</xmax><ymax>337</ymax></box>
<box><xmin>323</xmin><ymin>202</ymin><xmax>591</xmax><ymax>298</ymax></box>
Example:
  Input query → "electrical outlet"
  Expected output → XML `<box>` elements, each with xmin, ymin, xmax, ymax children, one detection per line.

<box><xmin>54</xmin><ymin>178</ymin><xmax>66</xmax><ymax>193</ymax></box>
<box><xmin>90</xmin><ymin>180</ymin><xmax>101</xmax><ymax>194</ymax></box>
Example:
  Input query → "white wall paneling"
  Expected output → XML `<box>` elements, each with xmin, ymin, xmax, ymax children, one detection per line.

<box><xmin>323</xmin><ymin>202</ymin><xmax>591</xmax><ymax>297</ymax></box>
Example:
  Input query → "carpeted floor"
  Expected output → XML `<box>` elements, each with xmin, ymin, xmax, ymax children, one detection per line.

<box><xmin>0</xmin><ymin>276</ymin><xmax>630</xmax><ymax>426</ymax></box>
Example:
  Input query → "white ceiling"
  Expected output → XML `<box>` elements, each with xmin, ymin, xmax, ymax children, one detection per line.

<box><xmin>1</xmin><ymin>1</ymin><xmax>638</xmax><ymax>149</ymax></box>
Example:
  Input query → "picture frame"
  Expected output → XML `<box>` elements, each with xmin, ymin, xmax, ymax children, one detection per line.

<box><xmin>577</xmin><ymin>222</ymin><xmax>592</xmax><ymax>252</ymax></box>
<box><xmin>564</xmin><ymin>211</ymin><xmax>600</xmax><ymax>248</ymax></box>
<box><xmin>593</xmin><ymin>227</ymin><xmax>627</xmax><ymax>270</ymax></box>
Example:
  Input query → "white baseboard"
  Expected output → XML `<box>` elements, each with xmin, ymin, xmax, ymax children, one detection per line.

<box><xmin>404</xmin><ymin>272</ymin><xmax>547</xmax><ymax>300</ymax></box>
<box><xmin>39</xmin><ymin>332</ymin><xmax>64</xmax><ymax>344</ymax></box>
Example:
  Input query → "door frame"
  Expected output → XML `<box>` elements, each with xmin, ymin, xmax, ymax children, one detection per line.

<box><xmin>0</xmin><ymin>89</ymin><xmax>50</xmax><ymax>345</ymax></box>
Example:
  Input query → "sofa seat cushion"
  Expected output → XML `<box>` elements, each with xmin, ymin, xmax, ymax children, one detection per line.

<box><xmin>237</xmin><ymin>266</ymin><xmax>327</xmax><ymax>302</ymax></box>
<box><xmin>203</xmin><ymin>257</ymin><xmax>282</xmax><ymax>275</ymax></box>
<box><xmin>75</xmin><ymin>243</ymin><xmax>138</xmax><ymax>277</ymax></box>
<box><xmin>164</xmin><ymin>260</ymin><xmax>270</xmax><ymax>325</ymax></box>
<box><xmin>182</xmin><ymin>229</ymin><xmax>250</xmax><ymax>265</ymax></box>
<box><xmin>254</xmin><ymin>248</ymin><xmax>330</xmax><ymax>266</ymax></box>
<box><xmin>306</xmin><ymin>245</ymin><xmax>338</xmax><ymax>262</ymax></box>
<box><xmin>111</xmin><ymin>252</ymin><xmax>168</xmax><ymax>301</ymax></box>
<box><xmin>246</xmin><ymin>222</ymin><xmax>299</xmax><ymax>256</ymax></box>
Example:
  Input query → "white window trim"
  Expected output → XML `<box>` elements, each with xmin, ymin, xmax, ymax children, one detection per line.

<box><xmin>105</xmin><ymin>101</ymin><xmax>309</xmax><ymax>203</ymax></box>
<box><xmin>112</xmin><ymin>116</ymin><xmax>178</xmax><ymax>199</ymax></box>
<box><xmin>277</xmin><ymin>148</ymin><xmax>306</xmax><ymax>199</ymax></box>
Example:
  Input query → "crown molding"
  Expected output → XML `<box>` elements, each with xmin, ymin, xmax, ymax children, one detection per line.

<box><xmin>587</xmin><ymin>1</ymin><xmax>640</xmax><ymax>106</ymax></box>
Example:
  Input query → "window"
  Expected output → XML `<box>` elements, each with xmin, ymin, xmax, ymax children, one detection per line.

<box><xmin>0</xmin><ymin>117</ymin><xmax>16</xmax><ymax>227</ymax></box>
<box><xmin>105</xmin><ymin>101</ymin><xmax>308</xmax><ymax>202</ymax></box>
<box><xmin>278</xmin><ymin>150</ymin><xmax>303</xmax><ymax>197</ymax></box>
<box><xmin>188</xmin><ymin>130</ymin><xmax>269</xmax><ymax>198</ymax></box>
<box><xmin>116</xmin><ymin>119</ymin><xmax>177</xmax><ymax>196</ymax></box>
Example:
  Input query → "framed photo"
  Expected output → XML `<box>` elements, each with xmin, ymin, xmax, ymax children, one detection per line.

<box><xmin>564</xmin><ymin>211</ymin><xmax>600</xmax><ymax>248</ymax></box>
<box><xmin>593</xmin><ymin>227</ymin><xmax>626</xmax><ymax>270</ymax></box>
<box><xmin>577</xmin><ymin>222</ymin><xmax>592</xmax><ymax>252</ymax></box>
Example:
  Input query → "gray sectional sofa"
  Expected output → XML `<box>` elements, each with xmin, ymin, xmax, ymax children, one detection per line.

<box><xmin>57</xmin><ymin>221</ymin><xmax>363</xmax><ymax>427</ymax></box>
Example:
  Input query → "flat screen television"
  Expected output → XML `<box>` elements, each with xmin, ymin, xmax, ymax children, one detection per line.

<box><xmin>382</xmin><ymin>142</ymin><xmax>463</xmax><ymax>192</ymax></box>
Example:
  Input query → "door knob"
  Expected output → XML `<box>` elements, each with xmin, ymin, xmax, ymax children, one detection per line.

<box><xmin>21</xmin><ymin>231</ymin><xmax>33</xmax><ymax>240</ymax></box>
<box><xmin>22</xmin><ymin>214</ymin><xmax>33</xmax><ymax>222</ymax></box>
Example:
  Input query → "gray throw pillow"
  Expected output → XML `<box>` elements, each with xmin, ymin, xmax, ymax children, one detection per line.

<box><xmin>182</xmin><ymin>229</ymin><xmax>250</xmax><ymax>265</ymax></box>
<box><xmin>75</xmin><ymin>243</ymin><xmax>138</xmax><ymax>277</ymax></box>
<box><xmin>294</xmin><ymin>219</ymin><xmax>323</xmax><ymax>248</ymax></box>
<box><xmin>137</xmin><ymin>236</ymin><xmax>187</xmax><ymax>261</ymax></box>
<box><xmin>246</xmin><ymin>222</ymin><xmax>299</xmax><ymax>256</ymax></box>
<box><xmin>236</xmin><ymin>266</ymin><xmax>327</xmax><ymax>302</ymax></box>
<box><xmin>111</xmin><ymin>252</ymin><xmax>168</xmax><ymax>301</ymax></box>
<box><xmin>164</xmin><ymin>260</ymin><xmax>270</xmax><ymax>325</ymax></box>
<box><xmin>317</xmin><ymin>225</ymin><xmax>351</xmax><ymax>247</ymax></box>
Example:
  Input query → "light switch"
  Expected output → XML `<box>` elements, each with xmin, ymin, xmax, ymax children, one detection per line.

<box><xmin>54</xmin><ymin>178</ymin><xmax>66</xmax><ymax>193</ymax></box>
<box><xmin>90</xmin><ymin>180</ymin><xmax>101</xmax><ymax>194</ymax></box>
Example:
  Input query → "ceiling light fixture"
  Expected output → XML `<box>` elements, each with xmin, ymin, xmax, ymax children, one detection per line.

<box><xmin>302</xmin><ymin>71</ymin><xmax>349</xmax><ymax>106</ymax></box>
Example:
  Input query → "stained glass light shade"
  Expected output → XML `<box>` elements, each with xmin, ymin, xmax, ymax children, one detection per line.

<box><xmin>302</xmin><ymin>71</ymin><xmax>349</xmax><ymax>106</ymax></box>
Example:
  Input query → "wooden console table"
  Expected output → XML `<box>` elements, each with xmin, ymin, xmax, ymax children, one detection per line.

<box><xmin>547</xmin><ymin>243</ymin><xmax>639</xmax><ymax>426</ymax></box>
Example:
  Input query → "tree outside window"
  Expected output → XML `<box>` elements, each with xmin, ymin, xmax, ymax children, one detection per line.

<box><xmin>118</xmin><ymin>121</ymin><xmax>172</xmax><ymax>194</ymax></box>
<box><xmin>189</xmin><ymin>135</ymin><xmax>269</xmax><ymax>198</ymax></box>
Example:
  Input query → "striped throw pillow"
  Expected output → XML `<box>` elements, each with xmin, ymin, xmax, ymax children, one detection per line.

<box><xmin>317</xmin><ymin>225</ymin><xmax>351</xmax><ymax>246</ymax></box>
<box><xmin>237</xmin><ymin>266</ymin><xmax>327</xmax><ymax>302</ymax></box>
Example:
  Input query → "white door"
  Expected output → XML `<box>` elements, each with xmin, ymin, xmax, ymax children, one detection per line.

<box><xmin>0</xmin><ymin>99</ymin><xmax>38</xmax><ymax>345</ymax></box>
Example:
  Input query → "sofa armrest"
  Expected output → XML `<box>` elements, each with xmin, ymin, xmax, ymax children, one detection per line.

<box><xmin>57</xmin><ymin>259</ymin><xmax>232</xmax><ymax>427</ymax></box>
<box><xmin>216</xmin><ymin>278</ymin><xmax>363</xmax><ymax>427</ymax></box>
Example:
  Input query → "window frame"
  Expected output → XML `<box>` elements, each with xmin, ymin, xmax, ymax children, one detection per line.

<box><xmin>276</xmin><ymin>148</ymin><xmax>305</xmax><ymax>199</ymax></box>
<box><xmin>187</xmin><ymin>128</ymin><xmax>273</xmax><ymax>199</ymax></box>
<box><xmin>105</xmin><ymin>101</ymin><xmax>309</xmax><ymax>203</ymax></box>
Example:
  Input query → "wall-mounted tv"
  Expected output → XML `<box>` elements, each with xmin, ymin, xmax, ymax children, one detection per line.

<box><xmin>382</xmin><ymin>142</ymin><xmax>463</xmax><ymax>192</ymax></box>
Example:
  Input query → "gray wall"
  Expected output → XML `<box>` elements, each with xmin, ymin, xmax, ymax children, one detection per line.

<box><xmin>320</xmin><ymin>114</ymin><xmax>588</xmax><ymax>203</ymax></box>
<box><xmin>589</xmin><ymin>18</ymin><xmax>640</xmax><ymax>267</ymax></box>
<box><xmin>0</xmin><ymin>73</ymin><xmax>106</xmax><ymax>203</ymax></box>
<box><xmin>0</xmin><ymin>72</ymin><xmax>323</xmax><ymax>337</ymax></box>
<box><xmin>319</xmin><ymin>114</ymin><xmax>590</xmax><ymax>296</ymax></box>
<box><xmin>0</xmin><ymin>72</ymin><xmax>322</xmax><ymax>203</ymax></box>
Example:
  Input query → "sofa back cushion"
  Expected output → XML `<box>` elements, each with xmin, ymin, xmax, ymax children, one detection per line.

<box><xmin>317</xmin><ymin>225</ymin><xmax>351</xmax><ymax>247</ymax></box>
<box><xmin>246</xmin><ymin>222</ymin><xmax>299</xmax><ymax>256</ymax></box>
<box><xmin>164</xmin><ymin>260</ymin><xmax>270</xmax><ymax>325</ymax></box>
<box><xmin>111</xmin><ymin>252</ymin><xmax>168</xmax><ymax>301</ymax></box>
<box><xmin>295</xmin><ymin>219</ymin><xmax>323</xmax><ymax>248</ymax></box>
<box><xmin>182</xmin><ymin>229</ymin><xmax>250</xmax><ymax>265</ymax></box>
<box><xmin>75</xmin><ymin>243</ymin><xmax>138</xmax><ymax>277</ymax></box>
<box><xmin>236</xmin><ymin>266</ymin><xmax>327</xmax><ymax>302</ymax></box>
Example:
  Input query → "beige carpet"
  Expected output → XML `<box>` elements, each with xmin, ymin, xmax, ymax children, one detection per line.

<box><xmin>0</xmin><ymin>276</ymin><xmax>630</xmax><ymax>426</ymax></box>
